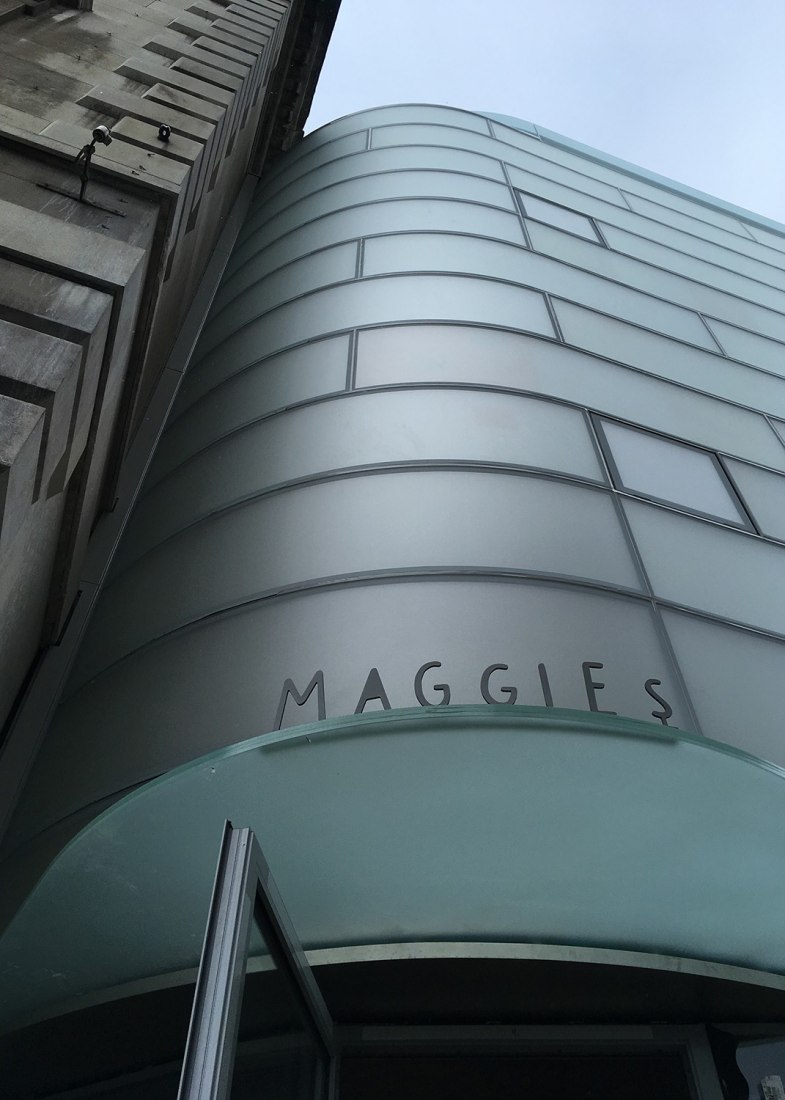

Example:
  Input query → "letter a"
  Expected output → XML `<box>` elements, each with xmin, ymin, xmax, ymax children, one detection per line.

<box><xmin>354</xmin><ymin>667</ymin><xmax>392</xmax><ymax>714</ymax></box>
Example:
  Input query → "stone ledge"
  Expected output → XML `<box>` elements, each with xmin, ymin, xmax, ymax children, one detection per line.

<box><xmin>0</xmin><ymin>395</ymin><xmax>44</xmax><ymax>556</ymax></box>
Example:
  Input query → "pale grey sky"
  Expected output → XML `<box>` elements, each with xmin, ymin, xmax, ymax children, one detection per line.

<box><xmin>307</xmin><ymin>0</ymin><xmax>785</xmax><ymax>224</ymax></box>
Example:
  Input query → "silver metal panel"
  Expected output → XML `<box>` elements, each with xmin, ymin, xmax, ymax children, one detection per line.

<box><xmin>354</xmin><ymin>325</ymin><xmax>785</xmax><ymax>470</ymax></box>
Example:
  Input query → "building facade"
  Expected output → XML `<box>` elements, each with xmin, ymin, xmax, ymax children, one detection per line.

<box><xmin>5</xmin><ymin>103</ymin><xmax>785</xmax><ymax>1096</ymax></box>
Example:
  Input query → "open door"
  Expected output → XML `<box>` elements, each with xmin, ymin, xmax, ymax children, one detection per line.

<box><xmin>178</xmin><ymin>822</ymin><xmax>336</xmax><ymax>1100</ymax></box>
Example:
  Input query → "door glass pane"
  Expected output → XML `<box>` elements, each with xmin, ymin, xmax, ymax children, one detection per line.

<box><xmin>601</xmin><ymin>419</ymin><xmax>746</xmax><ymax>523</ymax></box>
<box><xmin>230</xmin><ymin>907</ymin><xmax>324</xmax><ymax>1100</ymax></box>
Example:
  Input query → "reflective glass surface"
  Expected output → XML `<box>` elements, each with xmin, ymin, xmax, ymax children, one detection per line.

<box><xmin>705</xmin><ymin>316</ymin><xmax>785</xmax><ymax>378</ymax></box>
<box><xmin>173</xmin><ymin>330</ymin><xmax>349</xmax><ymax>419</ymax></box>
<box><xmin>114</xmin><ymin>389</ymin><xmax>604</xmax><ymax>574</ymax></box>
<box><xmin>600</xmin><ymin>223</ymin><xmax>785</xmax><ymax>314</ymax></box>
<box><xmin>505</xmin><ymin>157</ymin><xmax>628</xmax><ymax>209</ymax></box>
<box><xmin>226</xmin><ymin>200</ymin><xmax>526</xmax><ymax>280</ymax></box>
<box><xmin>79</xmin><ymin>474</ymin><xmax>639</xmax><ymax>686</ymax></box>
<box><xmin>8</xmin><ymin>703</ymin><xmax>785</xmax><ymax>1042</ymax></box>
<box><xmin>362</xmin><ymin>231</ymin><xmax>534</xmax><ymax>281</ymax></box>
<box><xmin>208</xmin><ymin>241</ymin><xmax>358</xmax><ymax>331</ymax></box>
<box><xmin>520</xmin><ymin>192</ymin><xmax>600</xmax><ymax>241</ymax></box>
<box><xmin>749</xmin><ymin>222</ymin><xmax>785</xmax><ymax>255</ymax></box>
<box><xmin>252</xmin><ymin>170</ymin><xmax>516</xmax><ymax>240</ymax></box>
<box><xmin>725</xmin><ymin>459</ymin><xmax>785</xmax><ymax>542</ymax></box>
<box><xmin>625</xmin><ymin>500</ymin><xmax>785</xmax><ymax>634</ymax></box>
<box><xmin>622</xmin><ymin>190</ymin><xmax>761</xmax><ymax>252</ymax></box>
<box><xmin>524</xmin><ymin>221</ymin><xmax>722</xmax><ymax>349</ymax></box>
<box><xmin>662</xmin><ymin>608</ymin><xmax>785</xmax><ymax>767</ymax></box>
<box><xmin>601</xmin><ymin>420</ymin><xmax>746</xmax><ymax>523</ymax></box>
<box><xmin>552</xmin><ymin>300</ymin><xmax>785</xmax><ymax>416</ymax></box>
<box><xmin>353</xmin><ymin>325</ymin><xmax>785</xmax><ymax>472</ymax></box>
<box><xmin>333</xmin><ymin>104</ymin><xmax>492</xmax><ymax>135</ymax></box>
<box><xmin>259</xmin><ymin>130</ymin><xmax>368</xmax><ymax>195</ymax></box>
<box><xmin>21</xmin><ymin>580</ymin><xmax>694</xmax><ymax>842</ymax></box>
<box><xmin>370</xmin><ymin>122</ymin><xmax>505</xmax><ymax>158</ymax></box>
<box><xmin>258</xmin><ymin>146</ymin><xmax>509</xmax><ymax>225</ymax></box>
<box><xmin>527</xmin><ymin>214</ymin><xmax>785</xmax><ymax>347</ymax></box>
<box><xmin>230</xmin><ymin>909</ymin><xmax>322</xmax><ymax>1100</ymax></box>
<box><xmin>193</xmin><ymin>274</ymin><xmax>555</xmax><ymax>380</ymax></box>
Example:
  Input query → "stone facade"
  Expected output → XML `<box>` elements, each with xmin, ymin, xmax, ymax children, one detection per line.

<box><xmin>0</xmin><ymin>0</ymin><xmax>339</xmax><ymax>837</ymax></box>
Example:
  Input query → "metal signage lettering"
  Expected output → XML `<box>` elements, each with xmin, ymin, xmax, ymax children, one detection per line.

<box><xmin>274</xmin><ymin>660</ymin><xmax>674</xmax><ymax>731</ymax></box>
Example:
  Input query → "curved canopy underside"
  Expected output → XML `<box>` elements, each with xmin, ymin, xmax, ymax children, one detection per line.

<box><xmin>2</xmin><ymin>705</ymin><xmax>785</xmax><ymax>1033</ymax></box>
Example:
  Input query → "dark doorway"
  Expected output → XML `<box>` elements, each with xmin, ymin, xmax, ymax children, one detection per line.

<box><xmin>340</xmin><ymin>1052</ymin><xmax>695</xmax><ymax>1100</ymax></box>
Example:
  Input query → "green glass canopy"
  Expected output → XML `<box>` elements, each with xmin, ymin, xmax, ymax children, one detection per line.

<box><xmin>3</xmin><ymin>705</ymin><xmax>785</xmax><ymax>1033</ymax></box>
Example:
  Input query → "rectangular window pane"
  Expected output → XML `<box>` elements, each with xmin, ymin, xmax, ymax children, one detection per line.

<box><xmin>703</xmin><ymin>317</ymin><xmax>785</xmax><ymax>378</ymax></box>
<box><xmin>261</xmin><ymin>130</ymin><xmax>368</xmax><ymax>196</ymax></box>
<box><xmin>230</xmin><ymin>908</ymin><xmax>322</xmax><ymax>1100</ymax></box>
<box><xmin>346</xmin><ymin>104</ymin><xmax>492</xmax><ymax>134</ymax></box>
<box><xmin>261</xmin><ymin>146</ymin><xmax>508</xmax><ymax>224</ymax></box>
<box><xmin>370</xmin><ymin>122</ymin><xmax>504</xmax><ymax>157</ymax></box>
<box><xmin>526</xmin><ymin>218</ymin><xmax>785</xmax><ymax>346</ymax></box>
<box><xmin>748</xmin><ymin>223</ymin><xmax>785</xmax><ymax>255</ymax></box>
<box><xmin>622</xmin><ymin>190</ymin><xmax>769</xmax><ymax>254</ymax></box>
<box><xmin>552</xmin><ymin>299</ymin><xmax>785</xmax><ymax>417</ymax></box>
<box><xmin>363</xmin><ymin>231</ymin><xmax>531</xmax><ymax>279</ymax></box>
<box><xmin>226</xmin><ymin>200</ymin><xmax>526</xmax><ymax>278</ymax></box>
<box><xmin>625</xmin><ymin>499</ymin><xmax>785</xmax><ymax>634</ymax></box>
<box><xmin>196</xmin><ymin>274</ymin><xmax>555</xmax><ymax>376</ymax></box>
<box><xmin>601</xmin><ymin>420</ymin><xmax>746</xmax><ymax>524</ymax></box>
<box><xmin>504</xmin><ymin>149</ymin><xmax>628</xmax><ymax>209</ymax></box>
<box><xmin>244</xmin><ymin>171</ymin><xmax>516</xmax><ymax>248</ymax></box>
<box><xmin>525</xmin><ymin>221</ymin><xmax>723</xmax><ymax>349</ymax></box>
<box><xmin>208</xmin><ymin>242</ymin><xmax>358</xmax><ymax>351</ymax></box>
<box><xmin>662</xmin><ymin>609</ymin><xmax>785</xmax><ymax>767</ymax></box>
<box><xmin>91</xmin><ymin>475</ymin><xmax>643</xmax><ymax>680</ymax></box>
<box><xmin>600</xmin><ymin>222</ymin><xmax>785</xmax><ymax>314</ymax></box>
<box><xmin>354</xmin><ymin>325</ymin><xmax>785</xmax><ymax>472</ymax></box>
<box><xmin>119</xmin><ymin>389</ymin><xmax>606</xmax><ymax>573</ymax></box>
<box><xmin>725</xmin><ymin>458</ymin><xmax>785</xmax><ymax>542</ymax></box>
<box><xmin>158</xmin><ymin>334</ymin><xmax>351</xmax><ymax>479</ymax></box>
<box><xmin>519</xmin><ymin>192</ymin><xmax>600</xmax><ymax>241</ymax></box>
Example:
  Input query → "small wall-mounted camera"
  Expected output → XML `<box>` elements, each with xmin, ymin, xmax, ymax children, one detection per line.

<box><xmin>158</xmin><ymin>123</ymin><xmax>171</xmax><ymax>143</ymax></box>
<box><xmin>92</xmin><ymin>125</ymin><xmax>112</xmax><ymax>146</ymax></box>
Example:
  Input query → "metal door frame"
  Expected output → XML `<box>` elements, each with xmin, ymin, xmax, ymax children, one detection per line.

<box><xmin>178</xmin><ymin>822</ymin><xmax>336</xmax><ymax>1100</ymax></box>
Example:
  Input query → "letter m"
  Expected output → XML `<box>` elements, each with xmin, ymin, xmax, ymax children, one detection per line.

<box><xmin>273</xmin><ymin>671</ymin><xmax>326</xmax><ymax>730</ymax></box>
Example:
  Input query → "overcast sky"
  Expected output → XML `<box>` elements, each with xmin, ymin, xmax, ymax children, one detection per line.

<box><xmin>307</xmin><ymin>0</ymin><xmax>785</xmax><ymax>224</ymax></box>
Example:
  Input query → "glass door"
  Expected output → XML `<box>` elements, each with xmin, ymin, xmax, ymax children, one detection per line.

<box><xmin>178</xmin><ymin>823</ymin><xmax>336</xmax><ymax>1100</ymax></box>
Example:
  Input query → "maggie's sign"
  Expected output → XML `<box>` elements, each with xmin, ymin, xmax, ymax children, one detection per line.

<box><xmin>274</xmin><ymin>659</ymin><xmax>674</xmax><ymax>730</ymax></box>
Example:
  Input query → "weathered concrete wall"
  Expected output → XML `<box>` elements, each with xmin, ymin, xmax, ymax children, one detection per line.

<box><xmin>0</xmin><ymin>0</ymin><xmax>336</xmax><ymax>741</ymax></box>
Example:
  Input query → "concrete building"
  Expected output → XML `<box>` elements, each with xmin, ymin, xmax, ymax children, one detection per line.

<box><xmin>5</xmin><ymin>99</ymin><xmax>785</xmax><ymax>1096</ymax></box>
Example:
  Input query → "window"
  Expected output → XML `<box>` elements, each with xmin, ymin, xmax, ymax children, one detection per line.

<box><xmin>596</xmin><ymin>418</ymin><xmax>750</xmax><ymax>527</ymax></box>
<box><xmin>517</xmin><ymin>191</ymin><xmax>603</xmax><ymax>242</ymax></box>
<box><xmin>724</xmin><ymin>458</ymin><xmax>785</xmax><ymax>542</ymax></box>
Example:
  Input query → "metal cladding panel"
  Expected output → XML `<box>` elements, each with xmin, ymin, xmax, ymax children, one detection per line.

<box><xmin>9</xmin><ymin>106</ymin><xmax>785</xmax><ymax>972</ymax></box>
